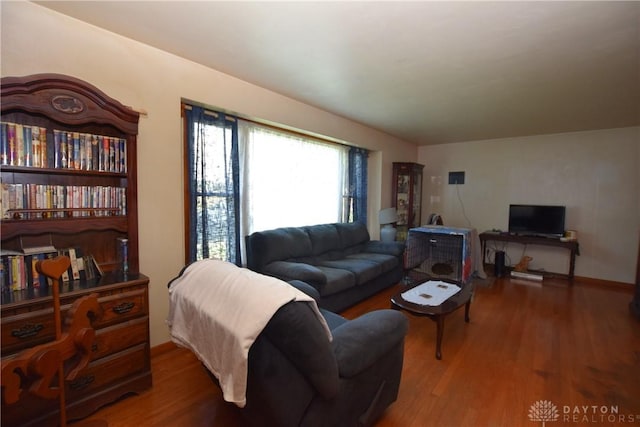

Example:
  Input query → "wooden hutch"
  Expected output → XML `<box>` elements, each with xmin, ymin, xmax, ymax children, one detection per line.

<box><xmin>1</xmin><ymin>74</ymin><xmax>151</xmax><ymax>426</ymax></box>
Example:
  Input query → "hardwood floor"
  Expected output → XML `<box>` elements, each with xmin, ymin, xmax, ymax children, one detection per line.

<box><xmin>84</xmin><ymin>276</ymin><xmax>640</xmax><ymax>427</ymax></box>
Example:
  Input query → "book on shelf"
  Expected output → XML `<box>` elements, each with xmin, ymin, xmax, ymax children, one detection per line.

<box><xmin>1</xmin><ymin>248</ymin><xmax>103</xmax><ymax>292</ymax></box>
<box><xmin>0</xmin><ymin>122</ymin><xmax>7</xmax><ymax>165</ymax></box>
<box><xmin>1</xmin><ymin>121</ymin><xmax>127</xmax><ymax>172</ymax></box>
<box><xmin>1</xmin><ymin>250</ymin><xmax>57</xmax><ymax>291</ymax></box>
<box><xmin>1</xmin><ymin>183</ymin><xmax>127</xmax><ymax>219</ymax></box>
<box><xmin>83</xmin><ymin>255</ymin><xmax>102</xmax><ymax>280</ymax></box>
<box><xmin>15</xmin><ymin>124</ymin><xmax>24</xmax><ymax>166</ymax></box>
<box><xmin>68</xmin><ymin>248</ymin><xmax>81</xmax><ymax>280</ymax></box>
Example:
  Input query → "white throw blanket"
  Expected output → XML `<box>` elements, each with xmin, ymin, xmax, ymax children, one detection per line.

<box><xmin>167</xmin><ymin>259</ymin><xmax>331</xmax><ymax>408</ymax></box>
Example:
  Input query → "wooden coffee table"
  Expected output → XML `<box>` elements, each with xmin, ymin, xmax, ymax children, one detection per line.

<box><xmin>391</xmin><ymin>278</ymin><xmax>473</xmax><ymax>360</ymax></box>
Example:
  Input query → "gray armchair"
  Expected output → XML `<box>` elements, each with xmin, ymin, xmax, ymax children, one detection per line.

<box><xmin>240</xmin><ymin>280</ymin><xmax>409</xmax><ymax>427</ymax></box>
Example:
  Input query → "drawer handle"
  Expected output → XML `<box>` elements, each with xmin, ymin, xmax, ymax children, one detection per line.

<box><xmin>112</xmin><ymin>301</ymin><xmax>135</xmax><ymax>314</ymax></box>
<box><xmin>11</xmin><ymin>323</ymin><xmax>45</xmax><ymax>339</ymax></box>
<box><xmin>69</xmin><ymin>375</ymin><xmax>95</xmax><ymax>390</ymax></box>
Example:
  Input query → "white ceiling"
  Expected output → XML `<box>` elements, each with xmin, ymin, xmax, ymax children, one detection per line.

<box><xmin>36</xmin><ymin>1</ymin><xmax>640</xmax><ymax>145</ymax></box>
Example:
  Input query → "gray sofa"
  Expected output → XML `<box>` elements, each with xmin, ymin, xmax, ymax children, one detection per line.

<box><xmin>245</xmin><ymin>222</ymin><xmax>405</xmax><ymax>312</ymax></box>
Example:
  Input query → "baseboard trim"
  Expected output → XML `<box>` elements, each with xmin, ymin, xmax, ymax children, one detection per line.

<box><xmin>574</xmin><ymin>275</ymin><xmax>634</xmax><ymax>292</ymax></box>
<box><xmin>151</xmin><ymin>341</ymin><xmax>178</xmax><ymax>358</ymax></box>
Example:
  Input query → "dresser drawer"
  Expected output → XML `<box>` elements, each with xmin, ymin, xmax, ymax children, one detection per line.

<box><xmin>2</xmin><ymin>287</ymin><xmax>147</xmax><ymax>356</ymax></box>
<box><xmin>67</xmin><ymin>343</ymin><xmax>149</xmax><ymax>400</ymax></box>
<box><xmin>94</xmin><ymin>288</ymin><xmax>148</xmax><ymax>327</ymax></box>
<box><xmin>1</xmin><ymin>275</ymin><xmax>151</xmax><ymax>427</ymax></box>
<box><xmin>1</xmin><ymin>309</ymin><xmax>56</xmax><ymax>356</ymax></box>
<box><xmin>91</xmin><ymin>316</ymin><xmax>149</xmax><ymax>360</ymax></box>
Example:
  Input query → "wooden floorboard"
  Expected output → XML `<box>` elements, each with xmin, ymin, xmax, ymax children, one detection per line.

<box><xmin>83</xmin><ymin>276</ymin><xmax>640</xmax><ymax>426</ymax></box>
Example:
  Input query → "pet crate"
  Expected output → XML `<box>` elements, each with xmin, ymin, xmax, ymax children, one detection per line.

<box><xmin>404</xmin><ymin>228</ymin><xmax>468</xmax><ymax>282</ymax></box>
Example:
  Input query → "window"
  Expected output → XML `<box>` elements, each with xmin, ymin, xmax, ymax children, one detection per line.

<box><xmin>183</xmin><ymin>103</ymin><xmax>367</xmax><ymax>265</ymax></box>
<box><xmin>239</xmin><ymin>121</ymin><xmax>348</xmax><ymax>234</ymax></box>
<box><xmin>183</xmin><ymin>105</ymin><xmax>239</xmax><ymax>264</ymax></box>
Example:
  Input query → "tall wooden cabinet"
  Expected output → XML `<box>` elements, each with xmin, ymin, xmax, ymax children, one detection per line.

<box><xmin>1</xmin><ymin>74</ymin><xmax>151</xmax><ymax>426</ymax></box>
<box><xmin>392</xmin><ymin>162</ymin><xmax>424</xmax><ymax>241</ymax></box>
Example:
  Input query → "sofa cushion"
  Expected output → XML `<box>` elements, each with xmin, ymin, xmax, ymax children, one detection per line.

<box><xmin>345</xmin><ymin>253</ymin><xmax>399</xmax><ymax>273</ymax></box>
<box><xmin>314</xmin><ymin>266</ymin><xmax>356</xmax><ymax>296</ymax></box>
<box><xmin>263</xmin><ymin>261</ymin><xmax>326</xmax><ymax>285</ymax></box>
<box><xmin>248</xmin><ymin>227</ymin><xmax>313</xmax><ymax>270</ymax></box>
<box><xmin>320</xmin><ymin>309</ymin><xmax>348</xmax><ymax>331</ymax></box>
<box><xmin>318</xmin><ymin>259</ymin><xmax>382</xmax><ymax>286</ymax></box>
<box><xmin>335</xmin><ymin>222</ymin><xmax>370</xmax><ymax>248</ymax></box>
<box><xmin>342</xmin><ymin>244</ymin><xmax>366</xmax><ymax>256</ymax></box>
<box><xmin>305</xmin><ymin>224</ymin><xmax>343</xmax><ymax>256</ymax></box>
<box><xmin>291</xmin><ymin>255</ymin><xmax>319</xmax><ymax>265</ymax></box>
<box><xmin>362</xmin><ymin>240</ymin><xmax>405</xmax><ymax>258</ymax></box>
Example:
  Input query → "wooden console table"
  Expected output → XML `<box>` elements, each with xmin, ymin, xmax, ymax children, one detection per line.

<box><xmin>479</xmin><ymin>232</ymin><xmax>580</xmax><ymax>280</ymax></box>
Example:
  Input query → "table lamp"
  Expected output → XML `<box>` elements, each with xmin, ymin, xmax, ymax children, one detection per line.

<box><xmin>379</xmin><ymin>208</ymin><xmax>398</xmax><ymax>242</ymax></box>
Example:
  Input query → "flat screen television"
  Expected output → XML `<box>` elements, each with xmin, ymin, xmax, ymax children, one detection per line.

<box><xmin>508</xmin><ymin>204</ymin><xmax>566</xmax><ymax>238</ymax></box>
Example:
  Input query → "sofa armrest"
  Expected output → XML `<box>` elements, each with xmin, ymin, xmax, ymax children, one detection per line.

<box><xmin>263</xmin><ymin>261</ymin><xmax>327</xmax><ymax>286</ymax></box>
<box><xmin>262</xmin><ymin>302</ymin><xmax>340</xmax><ymax>400</ymax></box>
<box><xmin>331</xmin><ymin>310</ymin><xmax>408</xmax><ymax>378</ymax></box>
<box><xmin>362</xmin><ymin>240</ymin><xmax>405</xmax><ymax>258</ymax></box>
<box><xmin>287</xmin><ymin>280</ymin><xmax>321</xmax><ymax>302</ymax></box>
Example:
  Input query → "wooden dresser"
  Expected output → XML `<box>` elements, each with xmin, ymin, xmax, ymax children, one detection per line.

<box><xmin>1</xmin><ymin>273</ymin><xmax>151</xmax><ymax>426</ymax></box>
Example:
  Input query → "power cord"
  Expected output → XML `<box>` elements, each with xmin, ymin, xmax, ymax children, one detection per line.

<box><xmin>455</xmin><ymin>183</ymin><xmax>472</xmax><ymax>227</ymax></box>
<box><xmin>487</xmin><ymin>242</ymin><xmax>511</xmax><ymax>266</ymax></box>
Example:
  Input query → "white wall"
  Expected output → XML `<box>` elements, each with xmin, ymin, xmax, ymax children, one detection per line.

<box><xmin>1</xmin><ymin>2</ymin><xmax>417</xmax><ymax>347</ymax></box>
<box><xmin>418</xmin><ymin>127</ymin><xmax>640</xmax><ymax>284</ymax></box>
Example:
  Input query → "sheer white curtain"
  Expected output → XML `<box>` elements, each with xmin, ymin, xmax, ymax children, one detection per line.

<box><xmin>239</xmin><ymin>120</ymin><xmax>348</xmax><ymax>244</ymax></box>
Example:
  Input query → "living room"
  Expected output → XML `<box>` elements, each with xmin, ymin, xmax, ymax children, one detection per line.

<box><xmin>1</xmin><ymin>2</ymin><xmax>638</xmax><ymax>426</ymax></box>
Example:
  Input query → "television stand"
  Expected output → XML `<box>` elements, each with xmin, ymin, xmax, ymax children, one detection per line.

<box><xmin>479</xmin><ymin>232</ymin><xmax>580</xmax><ymax>280</ymax></box>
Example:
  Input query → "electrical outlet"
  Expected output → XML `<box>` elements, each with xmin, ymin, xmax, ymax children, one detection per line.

<box><xmin>448</xmin><ymin>171</ymin><xmax>465</xmax><ymax>185</ymax></box>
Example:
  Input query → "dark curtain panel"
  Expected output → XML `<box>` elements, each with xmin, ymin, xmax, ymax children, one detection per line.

<box><xmin>348</xmin><ymin>147</ymin><xmax>369</xmax><ymax>225</ymax></box>
<box><xmin>185</xmin><ymin>105</ymin><xmax>240</xmax><ymax>264</ymax></box>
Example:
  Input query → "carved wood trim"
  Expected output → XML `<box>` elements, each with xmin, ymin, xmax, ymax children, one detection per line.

<box><xmin>1</xmin><ymin>74</ymin><xmax>139</xmax><ymax>135</ymax></box>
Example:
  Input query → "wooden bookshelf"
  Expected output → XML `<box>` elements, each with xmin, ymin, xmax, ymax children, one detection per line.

<box><xmin>1</xmin><ymin>74</ymin><xmax>151</xmax><ymax>427</ymax></box>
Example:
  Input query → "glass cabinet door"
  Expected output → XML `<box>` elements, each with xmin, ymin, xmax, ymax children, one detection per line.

<box><xmin>396</xmin><ymin>173</ymin><xmax>410</xmax><ymax>227</ymax></box>
<box><xmin>412</xmin><ymin>170</ymin><xmax>422</xmax><ymax>227</ymax></box>
<box><xmin>392</xmin><ymin>162</ymin><xmax>424</xmax><ymax>241</ymax></box>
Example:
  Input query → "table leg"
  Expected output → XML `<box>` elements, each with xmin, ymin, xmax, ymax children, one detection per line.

<box><xmin>435</xmin><ymin>315</ymin><xmax>444</xmax><ymax>360</ymax></box>
<box><xmin>568</xmin><ymin>248</ymin><xmax>576</xmax><ymax>281</ymax></box>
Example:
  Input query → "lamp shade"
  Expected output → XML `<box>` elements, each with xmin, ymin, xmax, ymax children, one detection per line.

<box><xmin>379</xmin><ymin>208</ymin><xmax>398</xmax><ymax>225</ymax></box>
